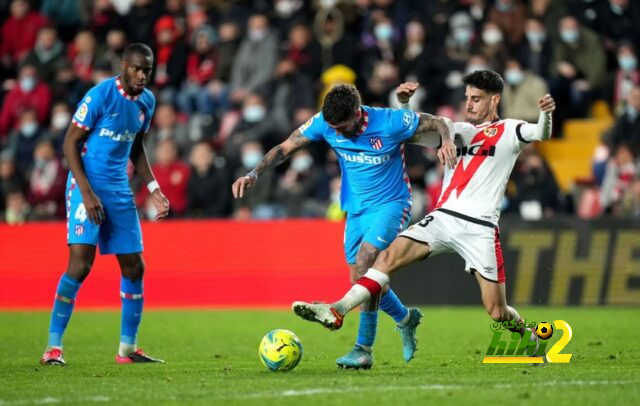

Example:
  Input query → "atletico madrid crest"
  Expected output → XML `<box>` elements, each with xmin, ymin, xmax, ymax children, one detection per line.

<box><xmin>75</xmin><ymin>224</ymin><xmax>84</xmax><ymax>236</ymax></box>
<box><xmin>139</xmin><ymin>110</ymin><xmax>145</xmax><ymax>123</ymax></box>
<box><xmin>370</xmin><ymin>137</ymin><xmax>383</xmax><ymax>150</ymax></box>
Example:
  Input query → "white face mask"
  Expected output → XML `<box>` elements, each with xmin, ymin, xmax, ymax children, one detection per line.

<box><xmin>482</xmin><ymin>29</ymin><xmax>503</xmax><ymax>45</ymax></box>
<box><xmin>505</xmin><ymin>69</ymin><xmax>524</xmax><ymax>85</ymax></box>
<box><xmin>242</xmin><ymin>150</ymin><xmax>263</xmax><ymax>168</ymax></box>
<box><xmin>291</xmin><ymin>155</ymin><xmax>312</xmax><ymax>172</ymax></box>
<box><xmin>525</xmin><ymin>30</ymin><xmax>545</xmax><ymax>44</ymax></box>
<box><xmin>20</xmin><ymin>76</ymin><xmax>36</xmax><ymax>93</ymax></box>
<box><xmin>52</xmin><ymin>112</ymin><xmax>70</xmax><ymax>130</ymax></box>
<box><xmin>275</xmin><ymin>0</ymin><xmax>299</xmax><ymax>17</ymax></box>
<box><xmin>374</xmin><ymin>24</ymin><xmax>393</xmax><ymax>41</ymax></box>
<box><xmin>560</xmin><ymin>29</ymin><xmax>579</xmax><ymax>43</ymax></box>
<box><xmin>21</xmin><ymin>122</ymin><xmax>38</xmax><ymax>137</ymax></box>
<box><xmin>248</xmin><ymin>29</ymin><xmax>267</xmax><ymax>42</ymax></box>
<box><xmin>453</xmin><ymin>28</ymin><xmax>472</xmax><ymax>44</ymax></box>
<box><xmin>243</xmin><ymin>105</ymin><xmax>266</xmax><ymax>122</ymax></box>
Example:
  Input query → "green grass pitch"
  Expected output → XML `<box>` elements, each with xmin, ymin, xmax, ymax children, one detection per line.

<box><xmin>1</xmin><ymin>307</ymin><xmax>639</xmax><ymax>405</ymax></box>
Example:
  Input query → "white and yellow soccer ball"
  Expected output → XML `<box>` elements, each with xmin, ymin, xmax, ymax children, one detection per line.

<box><xmin>258</xmin><ymin>329</ymin><xmax>303</xmax><ymax>372</ymax></box>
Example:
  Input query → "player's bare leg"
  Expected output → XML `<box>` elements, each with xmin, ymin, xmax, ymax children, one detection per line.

<box><xmin>41</xmin><ymin>244</ymin><xmax>96</xmax><ymax>365</ymax></box>
<box><xmin>115</xmin><ymin>253</ymin><xmax>164</xmax><ymax>364</ymax></box>
<box><xmin>474</xmin><ymin>273</ymin><xmax>540</xmax><ymax>355</ymax></box>
<box><xmin>294</xmin><ymin>237</ymin><xmax>430</xmax><ymax>330</ymax></box>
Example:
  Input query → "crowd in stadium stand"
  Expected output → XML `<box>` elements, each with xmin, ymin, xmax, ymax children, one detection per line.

<box><xmin>0</xmin><ymin>0</ymin><xmax>639</xmax><ymax>223</ymax></box>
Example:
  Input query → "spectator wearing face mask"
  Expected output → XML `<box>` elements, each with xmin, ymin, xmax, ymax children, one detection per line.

<box><xmin>517</xmin><ymin>18</ymin><xmax>553</xmax><ymax>79</ymax></box>
<box><xmin>187</xmin><ymin>141</ymin><xmax>230</xmax><ymax>218</ymax></box>
<box><xmin>232</xmin><ymin>141</ymin><xmax>277</xmax><ymax>219</ymax></box>
<box><xmin>475</xmin><ymin>21</ymin><xmax>509</xmax><ymax>71</ymax></box>
<box><xmin>551</xmin><ymin>15</ymin><xmax>606</xmax><ymax>123</ymax></box>
<box><xmin>0</xmin><ymin>64</ymin><xmax>52</xmax><ymax>139</ymax></box>
<box><xmin>27</xmin><ymin>139</ymin><xmax>66</xmax><ymax>220</ymax></box>
<box><xmin>501</xmin><ymin>58</ymin><xmax>550</xmax><ymax>122</ymax></box>
<box><xmin>229</xmin><ymin>13</ymin><xmax>278</xmax><ymax>104</ymax></box>
<box><xmin>606</xmin><ymin>85</ymin><xmax>640</xmax><ymax>155</ymax></box>
<box><xmin>608</xmin><ymin>42</ymin><xmax>640</xmax><ymax>112</ymax></box>
<box><xmin>7</xmin><ymin>108</ymin><xmax>48</xmax><ymax>173</ymax></box>
<box><xmin>223</xmin><ymin>93</ymin><xmax>278</xmax><ymax>164</ymax></box>
<box><xmin>600</xmin><ymin>143</ymin><xmax>637</xmax><ymax>215</ymax></box>
<box><xmin>47</xmin><ymin>102</ymin><xmax>72</xmax><ymax>156</ymax></box>
<box><xmin>275</xmin><ymin>149</ymin><xmax>329</xmax><ymax>217</ymax></box>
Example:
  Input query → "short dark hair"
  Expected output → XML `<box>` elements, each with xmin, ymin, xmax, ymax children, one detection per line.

<box><xmin>322</xmin><ymin>84</ymin><xmax>361</xmax><ymax>125</ymax></box>
<box><xmin>122</xmin><ymin>43</ymin><xmax>154</xmax><ymax>61</ymax></box>
<box><xmin>463</xmin><ymin>70</ymin><xmax>504</xmax><ymax>94</ymax></box>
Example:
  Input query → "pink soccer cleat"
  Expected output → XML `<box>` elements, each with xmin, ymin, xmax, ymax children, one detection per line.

<box><xmin>40</xmin><ymin>348</ymin><xmax>65</xmax><ymax>366</ymax></box>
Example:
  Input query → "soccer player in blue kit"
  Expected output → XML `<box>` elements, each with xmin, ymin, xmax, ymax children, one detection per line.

<box><xmin>232</xmin><ymin>84</ymin><xmax>456</xmax><ymax>369</ymax></box>
<box><xmin>40</xmin><ymin>44</ymin><xmax>170</xmax><ymax>366</ymax></box>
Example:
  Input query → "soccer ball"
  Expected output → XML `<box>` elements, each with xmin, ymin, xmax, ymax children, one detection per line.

<box><xmin>536</xmin><ymin>322</ymin><xmax>553</xmax><ymax>340</ymax></box>
<box><xmin>258</xmin><ymin>329</ymin><xmax>303</xmax><ymax>372</ymax></box>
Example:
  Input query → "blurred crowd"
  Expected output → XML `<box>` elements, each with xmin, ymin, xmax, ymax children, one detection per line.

<box><xmin>1</xmin><ymin>0</ymin><xmax>639</xmax><ymax>224</ymax></box>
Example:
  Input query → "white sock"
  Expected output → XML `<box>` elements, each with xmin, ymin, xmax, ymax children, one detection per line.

<box><xmin>118</xmin><ymin>342</ymin><xmax>136</xmax><ymax>357</ymax></box>
<box><xmin>333</xmin><ymin>284</ymin><xmax>370</xmax><ymax>314</ymax></box>
<box><xmin>333</xmin><ymin>268</ymin><xmax>390</xmax><ymax>314</ymax></box>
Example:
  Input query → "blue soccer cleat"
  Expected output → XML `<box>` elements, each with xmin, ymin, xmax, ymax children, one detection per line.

<box><xmin>336</xmin><ymin>345</ymin><xmax>373</xmax><ymax>370</ymax></box>
<box><xmin>397</xmin><ymin>308</ymin><xmax>423</xmax><ymax>362</ymax></box>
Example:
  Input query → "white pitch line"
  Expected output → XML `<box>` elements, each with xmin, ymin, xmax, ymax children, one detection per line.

<box><xmin>0</xmin><ymin>381</ymin><xmax>637</xmax><ymax>404</ymax></box>
<box><xmin>226</xmin><ymin>380</ymin><xmax>638</xmax><ymax>400</ymax></box>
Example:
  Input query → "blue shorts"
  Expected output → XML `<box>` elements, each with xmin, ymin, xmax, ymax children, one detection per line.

<box><xmin>66</xmin><ymin>177</ymin><xmax>143</xmax><ymax>255</ymax></box>
<box><xmin>344</xmin><ymin>200</ymin><xmax>411</xmax><ymax>264</ymax></box>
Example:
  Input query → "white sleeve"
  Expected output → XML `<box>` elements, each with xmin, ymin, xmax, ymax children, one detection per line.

<box><xmin>453</xmin><ymin>122</ymin><xmax>477</xmax><ymax>146</ymax></box>
<box><xmin>516</xmin><ymin>111</ymin><xmax>553</xmax><ymax>143</ymax></box>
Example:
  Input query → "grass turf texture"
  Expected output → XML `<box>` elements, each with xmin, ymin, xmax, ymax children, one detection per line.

<box><xmin>1</xmin><ymin>307</ymin><xmax>639</xmax><ymax>405</ymax></box>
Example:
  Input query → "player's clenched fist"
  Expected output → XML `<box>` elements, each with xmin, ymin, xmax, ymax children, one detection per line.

<box><xmin>232</xmin><ymin>174</ymin><xmax>257</xmax><ymax>198</ymax></box>
<box><xmin>538</xmin><ymin>94</ymin><xmax>555</xmax><ymax>113</ymax></box>
<box><xmin>395</xmin><ymin>82</ymin><xmax>419</xmax><ymax>104</ymax></box>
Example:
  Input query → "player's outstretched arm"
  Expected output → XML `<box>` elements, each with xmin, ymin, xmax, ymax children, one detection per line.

<box><xmin>411</xmin><ymin>113</ymin><xmax>457</xmax><ymax>169</ymax></box>
<box><xmin>62</xmin><ymin>124</ymin><xmax>105</xmax><ymax>224</ymax></box>
<box><xmin>130</xmin><ymin>131</ymin><xmax>170</xmax><ymax>220</ymax></box>
<box><xmin>518</xmin><ymin>94</ymin><xmax>555</xmax><ymax>142</ymax></box>
<box><xmin>231</xmin><ymin>129</ymin><xmax>311</xmax><ymax>198</ymax></box>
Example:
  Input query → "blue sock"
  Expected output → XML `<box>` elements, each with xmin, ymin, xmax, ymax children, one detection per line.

<box><xmin>47</xmin><ymin>274</ymin><xmax>81</xmax><ymax>348</ymax></box>
<box><xmin>380</xmin><ymin>288</ymin><xmax>409</xmax><ymax>324</ymax></box>
<box><xmin>120</xmin><ymin>277</ymin><xmax>143</xmax><ymax>347</ymax></box>
<box><xmin>356</xmin><ymin>311</ymin><xmax>378</xmax><ymax>349</ymax></box>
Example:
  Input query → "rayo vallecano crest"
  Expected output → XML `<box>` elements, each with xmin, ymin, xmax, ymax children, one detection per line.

<box><xmin>484</xmin><ymin>127</ymin><xmax>498</xmax><ymax>137</ymax></box>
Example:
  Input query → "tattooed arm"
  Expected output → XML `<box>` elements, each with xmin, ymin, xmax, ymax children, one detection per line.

<box><xmin>231</xmin><ymin>129</ymin><xmax>311</xmax><ymax>198</ymax></box>
<box><xmin>409</xmin><ymin>113</ymin><xmax>457</xmax><ymax>169</ymax></box>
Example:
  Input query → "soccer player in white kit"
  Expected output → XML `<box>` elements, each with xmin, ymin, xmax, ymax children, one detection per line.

<box><xmin>292</xmin><ymin>70</ymin><xmax>555</xmax><ymax>347</ymax></box>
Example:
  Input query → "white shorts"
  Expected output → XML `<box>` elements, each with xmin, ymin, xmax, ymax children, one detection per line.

<box><xmin>399</xmin><ymin>209</ymin><xmax>505</xmax><ymax>283</ymax></box>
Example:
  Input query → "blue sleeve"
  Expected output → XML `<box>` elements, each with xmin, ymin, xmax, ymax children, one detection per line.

<box><xmin>71</xmin><ymin>87</ymin><xmax>104</xmax><ymax>131</ymax></box>
<box><xmin>297</xmin><ymin>112</ymin><xmax>325</xmax><ymax>142</ymax></box>
<box><xmin>387</xmin><ymin>109</ymin><xmax>420</xmax><ymax>142</ymax></box>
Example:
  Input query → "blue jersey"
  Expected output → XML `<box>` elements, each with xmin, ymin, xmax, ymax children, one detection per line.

<box><xmin>300</xmin><ymin>106</ymin><xmax>420</xmax><ymax>214</ymax></box>
<box><xmin>70</xmin><ymin>76</ymin><xmax>155</xmax><ymax>191</ymax></box>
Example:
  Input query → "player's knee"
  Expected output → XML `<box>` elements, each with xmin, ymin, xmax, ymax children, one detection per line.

<box><xmin>122</xmin><ymin>256</ymin><xmax>145</xmax><ymax>280</ymax></box>
<box><xmin>66</xmin><ymin>261</ymin><xmax>92</xmax><ymax>282</ymax></box>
